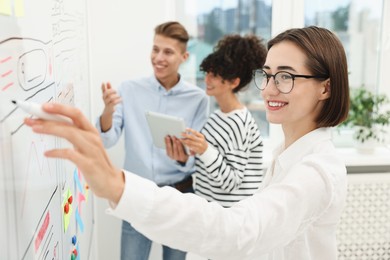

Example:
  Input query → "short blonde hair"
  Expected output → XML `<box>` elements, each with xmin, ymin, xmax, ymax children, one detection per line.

<box><xmin>154</xmin><ymin>21</ymin><xmax>189</xmax><ymax>50</ymax></box>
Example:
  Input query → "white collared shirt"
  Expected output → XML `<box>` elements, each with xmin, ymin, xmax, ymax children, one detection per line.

<box><xmin>107</xmin><ymin>127</ymin><xmax>347</xmax><ymax>260</ymax></box>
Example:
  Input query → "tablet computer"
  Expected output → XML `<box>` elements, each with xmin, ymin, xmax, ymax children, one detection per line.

<box><xmin>145</xmin><ymin>111</ymin><xmax>186</xmax><ymax>149</ymax></box>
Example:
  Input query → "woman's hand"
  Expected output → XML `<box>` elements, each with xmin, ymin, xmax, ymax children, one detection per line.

<box><xmin>180</xmin><ymin>128</ymin><xmax>208</xmax><ymax>155</ymax></box>
<box><xmin>24</xmin><ymin>103</ymin><xmax>125</xmax><ymax>204</ymax></box>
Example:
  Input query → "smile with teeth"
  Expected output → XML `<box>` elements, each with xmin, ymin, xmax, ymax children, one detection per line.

<box><xmin>268</xmin><ymin>101</ymin><xmax>287</xmax><ymax>107</ymax></box>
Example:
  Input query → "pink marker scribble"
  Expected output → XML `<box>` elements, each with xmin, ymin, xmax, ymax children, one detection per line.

<box><xmin>35</xmin><ymin>211</ymin><xmax>50</xmax><ymax>252</ymax></box>
<box><xmin>0</xmin><ymin>56</ymin><xmax>12</xmax><ymax>63</ymax></box>
<box><xmin>1</xmin><ymin>82</ymin><xmax>13</xmax><ymax>91</ymax></box>
<box><xmin>1</xmin><ymin>69</ymin><xmax>12</xmax><ymax>77</ymax></box>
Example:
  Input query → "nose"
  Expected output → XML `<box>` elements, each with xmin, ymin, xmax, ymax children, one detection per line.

<box><xmin>263</xmin><ymin>76</ymin><xmax>280</xmax><ymax>94</ymax></box>
<box><xmin>204</xmin><ymin>72</ymin><xmax>212</xmax><ymax>84</ymax></box>
<box><xmin>153</xmin><ymin>51</ymin><xmax>164</xmax><ymax>61</ymax></box>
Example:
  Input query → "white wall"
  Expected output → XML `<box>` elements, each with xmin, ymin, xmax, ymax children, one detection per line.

<box><xmin>87</xmin><ymin>1</ymin><xmax>177</xmax><ymax>259</ymax></box>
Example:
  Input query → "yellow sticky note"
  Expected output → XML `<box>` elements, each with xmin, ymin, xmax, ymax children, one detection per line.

<box><xmin>63</xmin><ymin>189</ymin><xmax>73</xmax><ymax>233</ymax></box>
<box><xmin>14</xmin><ymin>0</ymin><xmax>25</xmax><ymax>17</ymax></box>
<box><xmin>0</xmin><ymin>0</ymin><xmax>12</xmax><ymax>16</ymax></box>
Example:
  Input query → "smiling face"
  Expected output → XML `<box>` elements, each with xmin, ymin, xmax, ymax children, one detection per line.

<box><xmin>204</xmin><ymin>72</ymin><xmax>237</xmax><ymax>97</ymax></box>
<box><xmin>203</xmin><ymin>72</ymin><xmax>241</xmax><ymax>112</ymax></box>
<box><xmin>151</xmin><ymin>34</ymin><xmax>188</xmax><ymax>87</ymax></box>
<box><xmin>261</xmin><ymin>41</ymin><xmax>330</xmax><ymax>133</ymax></box>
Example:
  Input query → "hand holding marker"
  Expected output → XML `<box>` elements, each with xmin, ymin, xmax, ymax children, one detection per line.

<box><xmin>12</xmin><ymin>100</ymin><xmax>72</xmax><ymax>124</ymax></box>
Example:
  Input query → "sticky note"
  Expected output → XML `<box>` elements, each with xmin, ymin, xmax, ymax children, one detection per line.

<box><xmin>0</xmin><ymin>0</ymin><xmax>12</xmax><ymax>16</ymax></box>
<box><xmin>63</xmin><ymin>189</ymin><xmax>73</xmax><ymax>232</ymax></box>
<box><xmin>14</xmin><ymin>0</ymin><xmax>25</xmax><ymax>17</ymax></box>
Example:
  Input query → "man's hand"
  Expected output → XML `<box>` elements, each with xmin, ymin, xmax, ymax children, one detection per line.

<box><xmin>165</xmin><ymin>135</ymin><xmax>189</xmax><ymax>164</ymax></box>
<box><xmin>100</xmin><ymin>82</ymin><xmax>121</xmax><ymax>132</ymax></box>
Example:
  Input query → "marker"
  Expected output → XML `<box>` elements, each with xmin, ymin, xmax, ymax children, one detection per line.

<box><xmin>12</xmin><ymin>100</ymin><xmax>72</xmax><ymax>123</ymax></box>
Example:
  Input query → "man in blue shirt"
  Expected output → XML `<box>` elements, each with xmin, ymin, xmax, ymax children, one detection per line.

<box><xmin>96</xmin><ymin>21</ymin><xmax>209</xmax><ymax>260</ymax></box>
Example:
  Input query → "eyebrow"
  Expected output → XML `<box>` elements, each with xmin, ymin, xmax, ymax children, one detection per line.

<box><xmin>263</xmin><ymin>65</ymin><xmax>298</xmax><ymax>72</ymax></box>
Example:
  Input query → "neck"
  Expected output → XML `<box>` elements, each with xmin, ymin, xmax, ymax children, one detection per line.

<box><xmin>215</xmin><ymin>93</ymin><xmax>243</xmax><ymax>113</ymax></box>
<box><xmin>158</xmin><ymin>74</ymin><xmax>180</xmax><ymax>91</ymax></box>
<box><xmin>282</xmin><ymin>122</ymin><xmax>318</xmax><ymax>149</ymax></box>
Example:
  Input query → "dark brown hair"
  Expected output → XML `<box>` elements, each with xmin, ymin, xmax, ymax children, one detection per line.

<box><xmin>268</xmin><ymin>26</ymin><xmax>349</xmax><ymax>127</ymax></box>
<box><xmin>200</xmin><ymin>34</ymin><xmax>267</xmax><ymax>93</ymax></box>
<box><xmin>154</xmin><ymin>21</ymin><xmax>189</xmax><ymax>50</ymax></box>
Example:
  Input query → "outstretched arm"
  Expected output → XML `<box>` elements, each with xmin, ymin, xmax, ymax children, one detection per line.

<box><xmin>23</xmin><ymin>103</ymin><xmax>336</xmax><ymax>260</ymax></box>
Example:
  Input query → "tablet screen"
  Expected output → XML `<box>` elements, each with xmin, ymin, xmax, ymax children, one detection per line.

<box><xmin>145</xmin><ymin>111</ymin><xmax>186</xmax><ymax>149</ymax></box>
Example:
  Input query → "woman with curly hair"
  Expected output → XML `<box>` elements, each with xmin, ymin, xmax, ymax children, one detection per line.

<box><xmin>165</xmin><ymin>34</ymin><xmax>267</xmax><ymax>207</ymax></box>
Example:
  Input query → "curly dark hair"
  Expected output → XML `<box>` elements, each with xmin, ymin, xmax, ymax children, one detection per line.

<box><xmin>200</xmin><ymin>34</ymin><xmax>267</xmax><ymax>93</ymax></box>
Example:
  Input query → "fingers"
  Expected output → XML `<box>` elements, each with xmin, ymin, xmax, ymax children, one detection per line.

<box><xmin>173</xmin><ymin>137</ymin><xmax>189</xmax><ymax>162</ymax></box>
<box><xmin>44</xmin><ymin>147</ymin><xmax>87</xmax><ymax>169</ymax></box>
<box><xmin>180</xmin><ymin>129</ymin><xmax>207</xmax><ymax>155</ymax></box>
<box><xmin>24</xmin><ymin>106</ymin><xmax>125</xmax><ymax>203</ymax></box>
<box><xmin>24</xmin><ymin>115</ymin><xmax>98</xmax><ymax>154</ymax></box>
<box><xmin>104</xmin><ymin>95</ymin><xmax>121</xmax><ymax>107</ymax></box>
<box><xmin>165</xmin><ymin>136</ymin><xmax>174</xmax><ymax>158</ymax></box>
<box><xmin>40</xmin><ymin>103</ymin><xmax>97</xmax><ymax>132</ymax></box>
<box><xmin>101</xmin><ymin>82</ymin><xmax>112</xmax><ymax>92</ymax></box>
<box><xmin>102</xmin><ymin>82</ymin><xmax>121</xmax><ymax>106</ymax></box>
<box><xmin>173</xmin><ymin>137</ymin><xmax>185</xmax><ymax>154</ymax></box>
<box><xmin>165</xmin><ymin>136</ymin><xmax>189</xmax><ymax>162</ymax></box>
<box><xmin>103</xmin><ymin>88</ymin><xmax>121</xmax><ymax>104</ymax></box>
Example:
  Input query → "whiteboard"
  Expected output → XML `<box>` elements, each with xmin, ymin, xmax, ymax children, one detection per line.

<box><xmin>0</xmin><ymin>0</ymin><xmax>95</xmax><ymax>259</ymax></box>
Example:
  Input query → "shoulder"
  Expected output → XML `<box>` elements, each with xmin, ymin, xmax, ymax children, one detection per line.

<box><xmin>180</xmin><ymin>80</ymin><xmax>207</xmax><ymax>96</ymax></box>
<box><xmin>118</xmin><ymin>76</ymin><xmax>153</xmax><ymax>92</ymax></box>
<box><xmin>296</xmin><ymin>146</ymin><xmax>347</xmax><ymax>194</ymax></box>
<box><xmin>228</xmin><ymin>108</ymin><xmax>257</xmax><ymax>126</ymax></box>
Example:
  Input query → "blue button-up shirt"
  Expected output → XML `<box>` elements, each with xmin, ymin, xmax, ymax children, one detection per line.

<box><xmin>96</xmin><ymin>75</ymin><xmax>209</xmax><ymax>185</ymax></box>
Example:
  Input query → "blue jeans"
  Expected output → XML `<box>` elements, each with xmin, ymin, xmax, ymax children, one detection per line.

<box><xmin>120</xmin><ymin>180</ymin><xmax>193</xmax><ymax>260</ymax></box>
<box><xmin>120</xmin><ymin>221</ymin><xmax>187</xmax><ymax>260</ymax></box>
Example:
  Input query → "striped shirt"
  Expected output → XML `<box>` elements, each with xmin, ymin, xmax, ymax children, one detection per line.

<box><xmin>192</xmin><ymin>107</ymin><xmax>264</xmax><ymax>208</ymax></box>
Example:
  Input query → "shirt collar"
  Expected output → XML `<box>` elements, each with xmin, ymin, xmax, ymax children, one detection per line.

<box><xmin>274</xmin><ymin>128</ymin><xmax>333</xmax><ymax>172</ymax></box>
<box><xmin>149</xmin><ymin>74</ymin><xmax>185</xmax><ymax>94</ymax></box>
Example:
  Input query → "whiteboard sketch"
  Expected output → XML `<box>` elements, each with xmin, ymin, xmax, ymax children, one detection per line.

<box><xmin>0</xmin><ymin>0</ymin><xmax>95</xmax><ymax>259</ymax></box>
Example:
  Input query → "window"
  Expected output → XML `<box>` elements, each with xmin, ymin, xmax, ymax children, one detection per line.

<box><xmin>304</xmin><ymin>0</ymin><xmax>386</xmax><ymax>147</ymax></box>
<box><xmin>180</xmin><ymin>0</ymin><xmax>272</xmax><ymax>137</ymax></box>
<box><xmin>305</xmin><ymin>0</ymin><xmax>384</xmax><ymax>93</ymax></box>
<box><xmin>178</xmin><ymin>0</ymin><xmax>388</xmax><ymax>148</ymax></box>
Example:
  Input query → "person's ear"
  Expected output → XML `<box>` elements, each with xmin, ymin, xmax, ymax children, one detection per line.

<box><xmin>319</xmin><ymin>79</ymin><xmax>331</xmax><ymax>100</ymax></box>
<box><xmin>230</xmin><ymin>77</ymin><xmax>240</xmax><ymax>90</ymax></box>
<box><xmin>182</xmin><ymin>51</ymin><xmax>189</xmax><ymax>62</ymax></box>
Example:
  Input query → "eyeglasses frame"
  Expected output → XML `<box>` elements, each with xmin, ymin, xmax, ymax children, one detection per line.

<box><xmin>253</xmin><ymin>69</ymin><xmax>329</xmax><ymax>94</ymax></box>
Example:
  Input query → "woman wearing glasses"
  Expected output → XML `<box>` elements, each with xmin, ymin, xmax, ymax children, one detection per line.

<box><xmin>25</xmin><ymin>26</ymin><xmax>350</xmax><ymax>260</ymax></box>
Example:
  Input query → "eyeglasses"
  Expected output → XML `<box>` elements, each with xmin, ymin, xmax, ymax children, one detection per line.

<box><xmin>252</xmin><ymin>69</ymin><xmax>329</xmax><ymax>94</ymax></box>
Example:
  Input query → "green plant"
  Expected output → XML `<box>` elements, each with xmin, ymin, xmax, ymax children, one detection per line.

<box><xmin>341</xmin><ymin>87</ymin><xmax>390</xmax><ymax>143</ymax></box>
